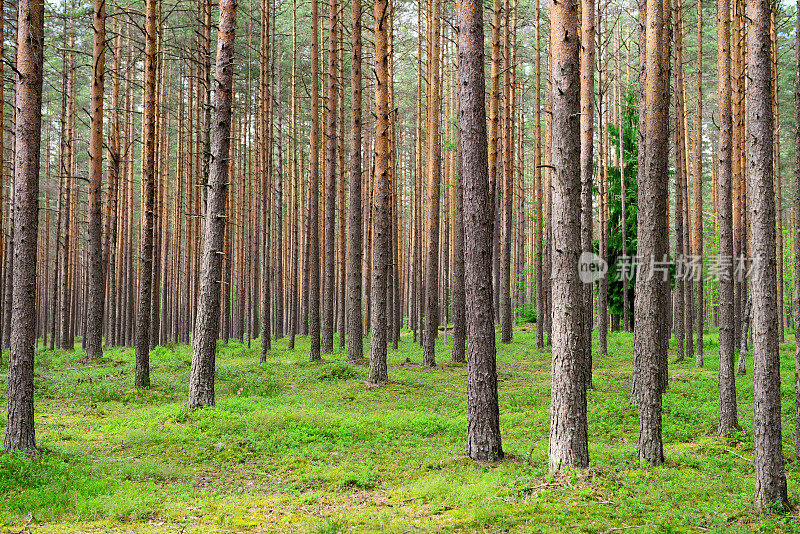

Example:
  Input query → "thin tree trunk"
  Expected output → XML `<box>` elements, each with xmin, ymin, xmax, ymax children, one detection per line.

<box><xmin>347</xmin><ymin>0</ymin><xmax>363</xmax><ymax>362</ymax></box>
<box><xmin>693</xmin><ymin>0</ymin><xmax>704</xmax><ymax>366</ymax></box>
<box><xmin>135</xmin><ymin>0</ymin><xmax>159</xmax><ymax>388</ymax></box>
<box><xmin>499</xmin><ymin>0</ymin><xmax>513</xmax><ymax>344</ymax></box>
<box><xmin>792</xmin><ymin>0</ymin><xmax>800</xmax><ymax>461</ymax></box>
<box><xmin>321</xmin><ymin>0</ymin><xmax>337</xmax><ymax>353</ymax></box>
<box><xmin>308</xmin><ymin>0</ymin><xmax>322</xmax><ymax>361</ymax></box>
<box><xmin>716</xmin><ymin>0</ymin><xmax>739</xmax><ymax>436</ymax></box>
<box><xmin>422</xmin><ymin>0</ymin><xmax>441</xmax><ymax>366</ymax></box>
<box><xmin>580</xmin><ymin>0</ymin><xmax>594</xmax><ymax>386</ymax></box>
<box><xmin>535</xmin><ymin>0</ymin><xmax>544</xmax><ymax>348</ymax></box>
<box><xmin>673</xmin><ymin>3</ymin><xmax>686</xmax><ymax>363</ymax></box>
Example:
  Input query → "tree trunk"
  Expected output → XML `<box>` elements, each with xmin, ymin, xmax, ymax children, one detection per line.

<box><xmin>716</xmin><ymin>0</ymin><xmax>739</xmax><ymax>436</ymax></box>
<box><xmin>673</xmin><ymin>7</ymin><xmax>686</xmax><ymax>363</ymax></box>
<box><xmin>452</xmin><ymin>97</ymin><xmax>466</xmax><ymax>364</ymax></box>
<box><xmin>548</xmin><ymin>0</ymin><xmax>588</xmax><ymax>471</ymax></box>
<box><xmin>369</xmin><ymin>0</ymin><xmax>390</xmax><ymax>385</ymax></box>
<box><xmin>580</xmin><ymin>0</ymin><xmax>594</xmax><ymax>386</ymax></box>
<box><xmin>308</xmin><ymin>0</ymin><xmax>322</xmax><ymax>361</ymax></box>
<box><xmin>135</xmin><ymin>0</ymin><xmax>159</xmax><ymax>389</ymax></box>
<box><xmin>347</xmin><ymin>0</ymin><xmax>363</xmax><ymax>362</ymax></box>
<box><xmin>321</xmin><ymin>0</ymin><xmax>338</xmax><ymax>353</ymax></box>
<box><xmin>422</xmin><ymin>0</ymin><xmax>441</xmax><ymax>366</ymax></box>
<box><xmin>499</xmin><ymin>0</ymin><xmax>513</xmax><ymax>344</ymax></box>
<box><xmin>4</xmin><ymin>0</ymin><xmax>43</xmax><ymax>452</ymax></box>
<box><xmin>189</xmin><ymin>0</ymin><xmax>238</xmax><ymax>409</ymax></box>
<box><xmin>693</xmin><ymin>0</ymin><xmax>704</xmax><ymax>367</ymax></box>
<box><xmin>85</xmin><ymin>0</ymin><xmax>106</xmax><ymax>360</ymax></box>
<box><xmin>535</xmin><ymin>0</ymin><xmax>544</xmax><ymax>349</ymax></box>
<box><xmin>793</xmin><ymin>0</ymin><xmax>800</xmax><ymax>462</ymax></box>
<box><xmin>458</xmin><ymin>0</ymin><xmax>503</xmax><ymax>461</ymax></box>
<box><xmin>747</xmin><ymin>0</ymin><xmax>788</xmax><ymax>509</ymax></box>
<box><xmin>634</xmin><ymin>0</ymin><xmax>669</xmax><ymax>465</ymax></box>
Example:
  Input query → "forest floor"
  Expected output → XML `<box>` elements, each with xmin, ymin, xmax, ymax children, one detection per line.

<box><xmin>2</xmin><ymin>326</ymin><xmax>800</xmax><ymax>533</ymax></box>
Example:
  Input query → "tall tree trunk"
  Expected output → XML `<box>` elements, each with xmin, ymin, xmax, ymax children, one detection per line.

<box><xmin>260</xmin><ymin>0</ymin><xmax>272</xmax><ymax>357</ymax></box>
<box><xmin>135</xmin><ymin>0</ymin><xmax>159</xmax><ymax>388</ymax></box>
<box><xmin>336</xmin><ymin>20</ymin><xmax>346</xmax><ymax>349</ymax></box>
<box><xmin>673</xmin><ymin>1</ymin><xmax>686</xmax><ymax>363</ymax></box>
<box><xmin>793</xmin><ymin>0</ymin><xmax>800</xmax><ymax>461</ymax></box>
<box><xmin>369</xmin><ymin>0</ymin><xmax>390</xmax><ymax>385</ymax></box>
<box><xmin>85</xmin><ymin>0</ymin><xmax>106</xmax><ymax>359</ymax></box>
<box><xmin>488</xmin><ymin>0</ymin><xmax>501</xmax><ymax>329</ymax></box>
<box><xmin>321</xmin><ymin>0</ymin><xmax>338</xmax><ymax>353</ymax></box>
<box><xmin>275</xmin><ymin>38</ymin><xmax>285</xmax><ymax>342</ymax></box>
<box><xmin>106</xmin><ymin>29</ymin><xmax>122</xmax><ymax>348</ymax></box>
<box><xmin>535</xmin><ymin>0</ymin><xmax>544</xmax><ymax>348</ymax></box>
<box><xmin>189</xmin><ymin>0</ymin><xmax>238</xmax><ymax>409</ymax></box>
<box><xmin>4</xmin><ymin>0</ymin><xmax>43</xmax><ymax>452</ymax></box>
<box><xmin>347</xmin><ymin>0</ymin><xmax>363</xmax><ymax>361</ymax></box>
<box><xmin>597</xmin><ymin>10</ymin><xmax>607</xmax><ymax>355</ymax></box>
<box><xmin>452</xmin><ymin>95</ymin><xmax>466</xmax><ymax>364</ymax></box>
<box><xmin>422</xmin><ymin>0</ymin><xmax>441</xmax><ymax>366</ymax></box>
<box><xmin>548</xmin><ymin>0</ymin><xmax>588</xmax><ymax>471</ymax></box>
<box><xmin>458</xmin><ymin>0</ymin><xmax>503</xmax><ymax>461</ymax></box>
<box><xmin>308</xmin><ymin>0</ymin><xmax>322</xmax><ymax>361</ymax></box>
<box><xmin>288</xmin><ymin>0</ymin><xmax>299</xmax><ymax>349</ymax></box>
<box><xmin>635</xmin><ymin>0</ymin><xmax>669</xmax><ymax>465</ymax></box>
<box><xmin>716</xmin><ymin>0</ymin><xmax>739</xmax><ymax>436</ymax></box>
<box><xmin>693</xmin><ymin>0</ymin><xmax>704</xmax><ymax>367</ymax></box>
<box><xmin>580</xmin><ymin>0</ymin><xmax>594</xmax><ymax>386</ymax></box>
<box><xmin>748</xmin><ymin>0</ymin><xmax>788</xmax><ymax>510</ymax></box>
<box><xmin>499</xmin><ymin>0</ymin><xmax>513</xmax><ymax>344</ymax></box>
<box><xmin>793</xmin><ymin>0</ymin><xmax>800</xmax><ymax>462</ymax></box>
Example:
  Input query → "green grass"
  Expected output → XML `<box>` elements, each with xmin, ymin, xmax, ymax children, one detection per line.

<box><xmin>2</xmin><ymin>327</ymin><xmax>800</xmax><ymax>532</ymax></box>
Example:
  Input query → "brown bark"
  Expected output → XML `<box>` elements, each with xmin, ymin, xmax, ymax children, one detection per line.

<box><xmin>4</xmin><ymin>0</ymin><xmax>43</xmax><ymax>452</ymax></box>
<box><xmin>673</xmin><ymin>1</ymin><xmax>686</xmax><ymax>362</ymax></box>
<box><xmin>422</xmin><ymin>0</ymin><xmax>441</xmax><ymax>366</ymax></box>
<box><xmin>289</xmin><ymin>0</ymin><xmax>299</xmax><ymax>348</ymax></box>
<box><xmin>793</xmin><ymin>0</ymin><xmax>800</xmax><ymax>462</ymax></box>
<box><xmin>635</xmin><ymin>0</ymin><xmax>669</xmax><ymax>465</ymax></box>
<box><xmin>308</xmin><ymin>0</ymin><xmax>321</xmax><ymax>361</ymax></box>
<box><xmin>369</xmin><ymin>0</ymin><xmax>390</xmax><ymax>385</ymax></box>
<box><xmin>135</xmin><ymin>0</ymin><xmax>159</xmax><ymax>388</ymax></box>
<box><xmin>597</xmin><ymin>12</ymin><xmax>607</xmax><ymax>355</ymax></box>
<box><xmin>189</xmin><ymin>0</ymin><xmax>238</xmax><ymax>409</ymax></box>
<box><xmin>499</xmin><ymin>0</ymin><xmax>513</xmax><ymax>344</ymax></box>
<box><xmin>717</xmin><ymin>0</ymin><xmax>739</xmax><ymax>436</ymax></box>
<box><xmin>452</xmin><ymin>94</ymin><xmax>466</xmax><ymax>364</ymax></box>
<box><xmin>347</xmin><ymin>0</ymin><xmax>363</xmax><ymax>361</ymax></box>
<box><xmin>336</xmin><ymin>20</ymin><xmax>345</xmax><ymax>348</ymax></box>
<box><xmin>321</xmin><ymin>0</ymin><xmax>338</xmax><ymax>353</ymax></box>
<box><xmin>458</xmin><ymin>0</ymin><xmax>503</xmax><ymax>461</ymax></box>
<box><xmin>748</xmin><ymin>0</ymin><xmax>788</xmax><ymax>510</ymax></box>
<box><xmin>85</xmin><ymin>0</ymin><xmax>106</xmax><ymax>359</ymax></box>
<box><xmin>580</xmin><ymin>0</ymin><xmax>594</xmax><ymax>386</ymax></box>
<box><xmin>260</xmin><ymin>0</ymin><xmax>272</xmax><ymax>357</ymax></box>
<box><xmin>535</xmin><ymin>0</ymin><xmax>544</xmax><ymax>348</ymax></box>
<box><xmin>548</xmin><ymin>0</ymin><xmax>588</xmax><ymax>471</ymax></box>
<box><xmin>693</xmin><ymin>0</ymin><xmax>704</xmax><ymax>367</ymax></box>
